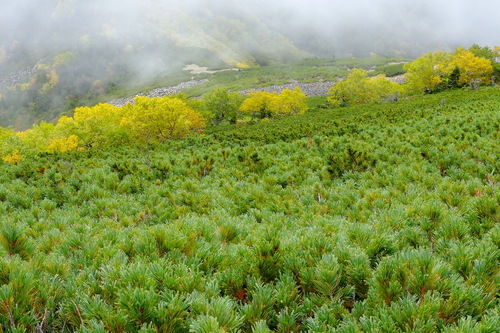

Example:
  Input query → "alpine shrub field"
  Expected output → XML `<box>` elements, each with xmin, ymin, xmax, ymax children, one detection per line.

<box><xmin>0</xmin><ymin>87</ymin><xmax>499</xmax><ymax>332</ymax></box>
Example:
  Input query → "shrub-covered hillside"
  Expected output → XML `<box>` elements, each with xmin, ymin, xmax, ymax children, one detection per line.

<box><xmin>0</xmin><ymin>87</ymin><xmax>499</xmax><ymax>331</ymax></box>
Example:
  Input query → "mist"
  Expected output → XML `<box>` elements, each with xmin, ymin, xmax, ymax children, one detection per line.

<box><xmin>0</xmin><ymin>0</ymin><xmax>498</xmax><ymax>129</ymax></box>
<box><xmin>256</xmin><ymin>0</ymin><xmax>500</xmax><ymax>57</ymax></box>
<box><xmin>2</xmin><ymin>0</ymin><xmax>498</xmax><ymax>63</ymax></box>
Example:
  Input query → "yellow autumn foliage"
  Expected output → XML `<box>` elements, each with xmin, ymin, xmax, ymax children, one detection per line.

<box><xmin>240</xmin><ymin>88</ymin><xmax>308</xmax><ymax>118</ymax></box>
<box><xmin>18</xmin><ymin>96</ymin><xmax>206</xmax><ymax>151</ymax></box>
<box><xmin>20</xmin><ymin>121</ymin><xmax>56</xmax><ymax>151</ymax></box>
<box><xmin>45</xmin><ymin>135</ymin><xmax>79</xmax><ymax>153</ymax></box>
<box><xmin>404</xmin><ymin>51</ymin><xmax>452</xmax><ymax>92</ymax></box>
<box><xmin>53</xmin><ymin>52</ymin><xmax>76</xmax><ymax>67</ymax></box>
<box><xmin>404</xmin><ymin>49</ymin><xmax>494</xmax><ymax>92</ymax></box>
<box><xmin>121</xmin><ymin>96</ymin><xmax>206</xmax><ymax>143</ymax></box>
<box><xmin>239</xmin><ymin>91</ymin><xmax>277</xmax><ymax>117</ymax></box>
<box><xmin>449</xmin><ymin>50</ymin><xmax>493</xmax><ymax>85</ymax></box>
<box><xmin>269</xmin><ymin>88</ymin><xmax>308</xmax><ymax>116</ymax></box>
<box><xmin>71</xmin><ymin>103</ymin><xmax>127</xmax><ymax>147</ymax></box>
<box><xmin>2</xmin><ymin>150</ymin><xmax>22</xmax><ymax>165</ymax></box>
<box><xmin>235</xmin><ymin>62</ymin><xmax>252</xmax><ymax>69</ymax></box>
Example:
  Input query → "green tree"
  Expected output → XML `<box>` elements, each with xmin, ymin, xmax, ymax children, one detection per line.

<box><xmin>467</xmin><ymin>44</ymin><xmax>495</xmax><ymax>60</ymax></box>
<box><xmin>327</xmin><ymin>69</ymin><xmax>399</xmax><ymax>106</ymax></box>
<box><xmin>19</xmin><ymin>121</ymin><xmax>56</xmax><ymax>151</ymax></box>
<box><xmin>201</xmin><ymin>88</ymin><xmax>243</xmax><ymax>125</ymax></box>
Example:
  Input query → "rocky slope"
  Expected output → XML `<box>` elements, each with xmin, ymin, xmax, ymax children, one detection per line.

<box><xmin>108</xmin><ymin>79</ymin><xmax>337</xmax><ymax>107</ymax></box>
<box><xmin>108</xmin><ymin>79</ymin><xmax>209</xmax><ymax>107</ymax></box>
<box><xmin>239</xmin><ymin>81</ymin><xmax>336</xmax><ymax>97</ymax></box>
<box><xmin>107</xmin><ymin>73</ymin><xmax>406</xmax><ymax>106</ymax></box>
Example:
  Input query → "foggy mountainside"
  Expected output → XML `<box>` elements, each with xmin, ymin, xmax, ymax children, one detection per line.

<box><xmin>0</xmin><ymin>0</ymin><xmax>498</xmax><ymax>128</ymax></box>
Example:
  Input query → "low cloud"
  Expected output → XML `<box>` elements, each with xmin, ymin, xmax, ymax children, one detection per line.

<box><xmin>2</xmin><ymin>0</ymin><xmax>498</xmax><ymax>61</ymax></box>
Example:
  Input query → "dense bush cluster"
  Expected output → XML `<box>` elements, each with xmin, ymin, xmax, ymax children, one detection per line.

<box><xmin>404</xmin><ymin>45</ymin><xmax>499</xmax><ymax>93</ymax></box>
<box><xmin>0</xmin><ymin>86</ymin><xmax>310</xmax><ymax>156</ymax></box>
<box><xmin>0</xmin><ymin>87</ymin><xmax>498</xmax><ymax>331</ymax></box>
<box><xmin>327</xmin><ymin>69</ymin><xmax>400</xmax><ymax>107</ymax></box>
<box><xmin>0</xmin><ymin>95</ymin><xmax>206</xmax><ymax>156</ymax></box>
<box><xmin>239</xmin><ymin>88</ymin><xmax>308</xmax><ymax>119</ymax></box>
<box><xmin>327</xmin><ymin>45</ymin><xmax>499</xmax><ymax>108</ymax></box>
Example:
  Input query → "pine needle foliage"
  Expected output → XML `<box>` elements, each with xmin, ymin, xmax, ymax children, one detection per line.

<box><xmin>0</xmin><ymin>87</ymin><xmax>499</xmax><ymax>331</ymax></box>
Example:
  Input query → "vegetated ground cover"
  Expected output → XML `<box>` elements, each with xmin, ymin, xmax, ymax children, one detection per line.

<box><xmin>181</xmin><ymin>57</ymin><xmax>409</xmax><ymax>97</ymax></box>
<box><xmin>0</xmin><ymin>56</ymin><xmax>406</xmax><ymax>131</ymax></box>
<box><xmin>0</xmin><ymin>88</ymin><xmax>499</xmax><ymax>332</ymax></box>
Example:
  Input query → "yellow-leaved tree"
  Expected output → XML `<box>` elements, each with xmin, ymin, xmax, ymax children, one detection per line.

<box><xmin>239</xmin><ymin>91</ymin><xmax>277</xmax><ymax>118</ymax></box>
<box><xmin>240</xmin><ymin>88</ymin><xmax>308</xmax><ymax>118</ymax></box>
<box><xmin>21</xmin><ymin>119</ymin><xmax>81</xmax><ymax>153</ymax></box>
<box><xmin>449</xmin><ymin>50</ymin><xmax>494</xmax><ymax>86</ymax></box>
<box><xmin>45</xmin><ymin>135</ymin><xmax>79</xmax><ymax>153</ymax></box>
<box><xmin>405</xmin><ymin>49</ymin><xmax>494</xmax><ymax>92</ymax></box>
<box><xmin>328</xmin><ymin>69</ymin><xmax>399</xmax><ymax>106</ymax></box>
<box><xmin>269</xmin><ymin>88</ymin><xmax>308</xmax><ymax>116</ymax></box>
<box><xmin>71</xmin><ymin>103</ymin><xmax>129</xmax><ymax>147</ymax></box>
<box><xmin>403</xmin><ymin>51</ymin><xmax>452</xmax><ymax>93</ymax></box>
<box><xmin>121</xmin><ymin>96</ymin><xmax>206</xmax><ymax>143</ymax></box>
<box><xmin>0</xmin><ymin>127</ymin><xmax>24</xmax><ymax>163</ymax></box>
<box><xmin>19</xmin><ymin>120</ymin><xmax>81</xmax><ymax>153</ymax></box>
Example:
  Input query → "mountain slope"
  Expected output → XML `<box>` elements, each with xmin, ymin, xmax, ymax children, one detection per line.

<box><xmin>0</xmin><ymin>87</ymin><xmax>499</xmax><ymax>331</ymax></box>
<box><xmin>0</xmin><ymin>1</ymin><xmax>309</xmax><ymax>129</ymax></box>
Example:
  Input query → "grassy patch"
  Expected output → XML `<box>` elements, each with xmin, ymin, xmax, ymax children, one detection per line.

<box><xmin>183</xmin><ymin>57</ymin><xmax>410</xmax><ymax>97</ymax></box>
<box><xmin>371</xmin><ymin>63</ymin><xmax>407</xmax><ymax>77</ymax></box>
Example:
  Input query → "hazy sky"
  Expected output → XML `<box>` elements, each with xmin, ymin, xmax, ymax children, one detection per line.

<box><xmin>259</xmin><ymin>0</ymin><xmax>499</xmax><ymax>52</ymax></box>
<box><xmin>1</xmin><ymin>0</ymin><xmax>498</xmax><ymax>64</ymax></box>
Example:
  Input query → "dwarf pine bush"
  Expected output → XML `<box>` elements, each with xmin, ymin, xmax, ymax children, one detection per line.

<box><xmin>0</xmin><ymin>87</ymin><xmax>498</xmax><ymax>331</ymax></box>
